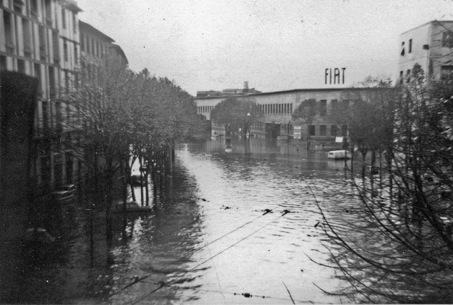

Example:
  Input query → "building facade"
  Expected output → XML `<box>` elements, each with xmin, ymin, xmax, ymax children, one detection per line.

<box><xmin>0</xmin><ymin>0</ymin><xmax>82</xmax><ymax>193</ymax></box>
<box><xmin>195</xmin><ymin>88</ymin><xmax>380</xmax><ymax>140</ymax></box>
<box><xmin>398</xmin><ymin>20</ymin><xmax>453</xmax><ymax>82</ymax></box>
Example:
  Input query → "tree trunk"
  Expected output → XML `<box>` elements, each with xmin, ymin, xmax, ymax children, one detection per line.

<box><xmin>139</xmin><ymin>156</ymin><xmax>144</xmax><ymax>206</ymax></box>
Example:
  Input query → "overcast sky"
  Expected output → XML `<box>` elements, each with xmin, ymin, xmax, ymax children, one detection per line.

<box><xmin>76</xmin><ymin>0</ymin><xmax>453</xmax><ymax>95</ymax></box>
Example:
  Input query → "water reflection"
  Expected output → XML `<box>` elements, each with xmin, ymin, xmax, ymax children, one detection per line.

<box><xmin>2</xmin><ymin>138</ymin><xmax>361</xmax><ymax>304</ymax></box>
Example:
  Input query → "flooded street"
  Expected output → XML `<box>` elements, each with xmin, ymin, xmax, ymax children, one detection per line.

<box><xmin>110</xmin><ymin>138</ymin><xmax>358</xmax><ymax>304</ymax></box>
<box><xmin>2</xmin><ymin>138</ymin><xmax>361</xmax><ymax>304</ymax></box>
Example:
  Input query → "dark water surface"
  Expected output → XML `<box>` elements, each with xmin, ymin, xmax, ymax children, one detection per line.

<box><xmin>2</xmin><ymin>139</ymin><xmax>361</xmax><ymax>304</ymax></box>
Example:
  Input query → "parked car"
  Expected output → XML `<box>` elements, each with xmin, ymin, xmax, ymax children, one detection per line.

<box><xmin>327</xmin><ymin>150</ymin><xmax>351</xmax><ymax>160</ymax></box>
<box><xmin>52</xmin><ymin>184</ymin><xmax>76</xmax><ymax>202</ymax></box>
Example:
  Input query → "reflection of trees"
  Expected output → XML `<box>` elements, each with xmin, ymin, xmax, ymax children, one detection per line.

<box><xmin>108</xmin><ymin>162</ymin><xmax>204</xmax><ymax>304</ymax></box>
<box><xmin>318</xmin><ymin>194</ymin><xmax>453</xmax><ymax>303</ymax></box>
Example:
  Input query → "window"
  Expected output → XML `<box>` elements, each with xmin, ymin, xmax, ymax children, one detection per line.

<box><xmin>441</xmin><ymin>66</ymin><xmax>453</xmax><ymax>79</ymax></box>
<box><xmin>342</xmin><ymin>100</ymin><xmax>350</xmax><ymax>109</ymax></box>
<box><xmin>330</xmin><ymin>99</ymin><xmax>338</xmax><ymax>114</ymax></box>
<box><xmin>61</xmin><ymin>8</ymin><xmax>66</xmax><ymax>29</ymax></box>
<box><xmin>401</xmin><ymin>41</ymin><xmax>405</xmax><ymax>56</ymax></box>
<box><xmin>341</xmin><ymin>125</ymin><xmax>347</xmax><ymax>137</ymax></box>
<box><xmin>319</xmin><ymin>100</ymin><xmax>327</xmax><ymax>116</ymax></box>
<box><xmin>406</xmin><ymin>69</ymin><xmax>411</xmax><ymax>83</ymax></box>
<box><xmin>44</xmin><ymin>0</ymin><xmax>52</xmax><ymax>21</ymax></box>
<box><xmin>49</xmin><ymin>66</ymin><xmax>56</xmax><ymax>98</ymax></box>
<box><xmin>34</xmin><ymin>63</ymin><xmax>41</xmax><ymax>91</ymax></box>
<box><xmin>409</xmin><ymin>39</ymin><xmax>412</xmax><ymax>53</ymax></box>
<box><xmin>400</xmin><ymin>71</ymin><xmax>404</xmax><ymax>84</ymax></box>
<box><xmin>17</xmin><ymin>59</ymin><xmax>25</xmax><ymax>73</ymax></box>
<box><xmin>13</xmin><ymin>0</ymin><xmax>23</xmax><ymax>13</ymax></box>
<box><xmin>22</xmin><ymin>19</ymin><xmax>32</xmax><ymax>56</ymax></box>
<box><xmin>442</xmin><ymin>31</ymin><xmax>453</xmax><ymax>48</ymax></box>
<box><xmin>4</xmin><ymin>11</ymin><xmax>14</xmax><ymax>51</ymax></box>
<box><xmin>64</xmin><ymin>41</ymin><xmax>68</xmax><ymax>61</ymax></box>
<box><xmin>331</xmin><ymin>125</ymin><xmax>338</xmax><ymax>137</ymax></box>
<box><xmin>42</xmin><ymin>100</ymin><xmax>49</xmax><ymax>133</ymax></box>
<box><xmin>320</xmin><ymin>125</ymin><xmax>326</xmax><ymax>136</ymax></box>
<box><xmin>309</xmin><ymin>125</ymin><xmax>316</xmax><ymax>136</ymax></box>
<box><xmin>39</xmin><ymin>25</ymin><xmax>46</xmax><ymax>59</ymax></box>
<box><xmin>53</xmin><ymin>31</ymin><xmax>59</xmax><ymax>62</ymax></box>
<box><xmin>56</xmin><ymin>101</ymin><xmax>63</xmax><ymax>131</ymax></box>
<box><xmin>72</xmin><ymin>12</ymin><xmax>76</xmax><ymax>33</ymax></box>
<box><xmin>64</xmin><ymin>71</ymin><xmax>69</xmax><ymax>94</ymax></box>
<box><xmin>31</xmin><ymin>0</ymin><xmax>38</xmax><ymax>15</ymax></box>
<box><xmin>74</xmin><ymin>45</ymin><xmax>78</xmax><ymax>64</ymax></box>
<box><xmin>81</xmin><ymin>34</ymin><xmax>85</xmax><ymax>52</ymax></box>
<box><xmin>0</xmin><ymin>56</ymin><xmax>7</xmax><ymax>71</ymax></box>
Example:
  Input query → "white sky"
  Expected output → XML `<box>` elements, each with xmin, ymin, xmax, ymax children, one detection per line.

<box><xmin>76</xmin><ymin>0</ymin><xmax>453</xmax><ymax>95</ymax></box>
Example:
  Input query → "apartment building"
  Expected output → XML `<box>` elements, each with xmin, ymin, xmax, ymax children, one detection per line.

<box><xmin>0</xmin><ymin>0</ymin><xmax>81</xmax><ymax>192</ymax></box>
<box><xmin>398</xmin><ymin>20</ymin><xmax>453</xmax><ymax>82</ymax></box>
<box><xmin>80</xmin><ymin>20</ymin><xmax>128</xmax><ymax>73</ymax></box>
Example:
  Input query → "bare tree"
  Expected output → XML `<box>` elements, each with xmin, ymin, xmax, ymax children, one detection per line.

<box><xmin>316</xmin><ymin>67</ymin><xmax>453</xmax><ymax>303</ymax></box>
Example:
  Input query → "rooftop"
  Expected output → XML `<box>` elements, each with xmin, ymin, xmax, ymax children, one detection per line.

<box><xmin>195</xmin><ymin>87</ymin><xmax>390</xmax><ymax>100</ymax></box>
<box><xmin>400</xmin><ymin>20</ymin><xmax>453</xmax><ymax>35</ymax></box>
<box><xmin>58</xmin><ymin>0</ymin><xmax>82</xmax><ymax>13</ymax></box>
<box><xmin>79</xmin><ymin>21</ymin><xmax>115</xmax><ymax>43</ymax></box>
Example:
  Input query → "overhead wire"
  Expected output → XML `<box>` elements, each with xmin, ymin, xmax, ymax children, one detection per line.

<box><xmin>107</xmin><ymin>208</ymin><xmax>274</xmax><ymax>299</ymax></box>
<box><xmin>128</xmin><ymin>210</ymin><xmax>290</xmax><ymax>305</ymax></box>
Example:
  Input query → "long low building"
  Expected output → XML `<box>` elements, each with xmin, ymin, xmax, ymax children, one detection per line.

<box><xmin>195</xmin><ymin>87</ymin><xmax>385</xmax><ymax>140</ymax></box>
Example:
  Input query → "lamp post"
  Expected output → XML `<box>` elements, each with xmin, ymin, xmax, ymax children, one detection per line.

<box><xmin>246</xmin><ymin>112</ymin><xmax>251</xmax><ymax>138</ymax></box>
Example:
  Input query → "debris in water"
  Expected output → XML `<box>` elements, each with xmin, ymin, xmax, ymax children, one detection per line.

<box><xmin>263</xmin><ymin>208</ymin><xmax>272</xmax><ymax>215</ymax></box>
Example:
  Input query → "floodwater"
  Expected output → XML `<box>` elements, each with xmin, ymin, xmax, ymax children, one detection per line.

<box><xmin>1</xmin><ymin>138</ymin><xmax>362</xmax><ymax>304</ymax></box>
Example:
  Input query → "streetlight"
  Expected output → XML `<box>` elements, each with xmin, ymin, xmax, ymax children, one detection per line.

<box><xmin>246</xmin><ymin>112</ymin><xmax>251</xmax><ymax>138</ymax></box>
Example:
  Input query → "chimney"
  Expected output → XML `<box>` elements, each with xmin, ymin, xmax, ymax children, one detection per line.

<box><xmin>243</xmin><ymin>81</ymin><xmax>249</xmax><ymax>94</ymax></box>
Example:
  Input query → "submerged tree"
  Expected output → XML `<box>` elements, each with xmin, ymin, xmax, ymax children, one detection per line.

<box><xmin>331</xmin><ymin>78</ymin><xmax>395</xmax><ymax>180</ymax></box>
<box><xmin>210</xmin><ymin>97</ymin><xmax>262</xmax><ymax>138</ymax></box>
<box><xmin>316</xmin><ymin>67</ymin><xmax>453</xmax><ymax>303</ymax></box>
<box><xmin>63</xmin><ymin>52</ymin><xmax>199</xmax><ymax>233</ymax></box>
<box><xmin>292</xmin><ymin>99</ymin><xmax>317</xmax><ymax>143</ymax></box>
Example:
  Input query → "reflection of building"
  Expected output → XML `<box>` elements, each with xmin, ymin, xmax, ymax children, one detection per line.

<box><xmin>398</xmin><ymin>20</ymin><xmax>453</xmax><ymax>83</ymax></box>
<box><xmin>195</xmin><ymin>87</ymin><xmax>380</xmax><ymax>140</ymax></box>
